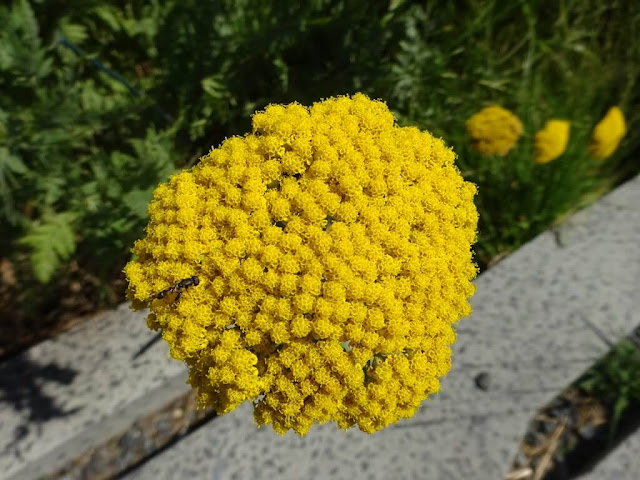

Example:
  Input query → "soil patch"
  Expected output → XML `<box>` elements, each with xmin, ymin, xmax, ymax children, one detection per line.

<box><xmin>0</xmin><ymin>258</ymin><xmax>126</xmax><ymax>360</ymax></box>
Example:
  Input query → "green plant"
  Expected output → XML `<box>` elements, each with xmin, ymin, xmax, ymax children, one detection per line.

<box><xmin>578</xmin><ymin>339</ymin><xmax>640</xmax><ymax>440</ymax></box>
<box><xmin>0</xmin><ymin>1</ymin><xmax>176</xmax><ymax>297</ymax></box>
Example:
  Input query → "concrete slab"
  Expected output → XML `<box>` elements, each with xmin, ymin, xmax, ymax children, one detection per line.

<box><xmin>123</xmin><ymin>175</ymin><xmax>640</xmax><ymax>480</ymax></box>
<box><xmin>0</xmin><ymin>304</ymin><xmax>187</xmax><ymax>480</ymax></box>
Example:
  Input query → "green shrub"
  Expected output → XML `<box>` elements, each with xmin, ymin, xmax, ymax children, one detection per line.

<box><xmin>578</xmin><ymin>339</ymin><xmax>640</xmax><ymax>440</ymax></box>
<box><xmin>0</xmin><ymin>0</ymin><xmax>176</xmax><ymax>287</ymax></box>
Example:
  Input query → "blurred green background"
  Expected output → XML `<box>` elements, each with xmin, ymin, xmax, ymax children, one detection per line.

<box><xmin>0</xmin><ymin>0</ymin><xmax>638</xmax><ymax>353</ymax></box>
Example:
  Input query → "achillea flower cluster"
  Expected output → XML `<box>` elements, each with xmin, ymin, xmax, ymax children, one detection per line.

<box><xmin>124</xmin><ymin>93</ymin><xmax>478</xmax><ymax>436</ymax></box>
<box><xmin>466</xmin><ymin>105</ymin><xmax>523</xmax><ymax>156</ymax></box>
<box><xmin>534</xmin><ymin>120</ymin><xmax>570</xmax><ymax>164</ymax></box>
<box><xmin>589</xmin><ymin>106</ymin><xmax>627</xmax><ymax>159</ymax></box>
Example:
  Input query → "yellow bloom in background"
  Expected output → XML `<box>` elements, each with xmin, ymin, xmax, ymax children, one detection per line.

<box><xmin>466</xmin><ymin>105</ymin><xmax>524</xmax><ymax>156</ymax></box>
<box><xmin>124</xmin><ymin>93</ymin><xmax>478</xmax><ymax>436</ymax></box>
<box><xmin>589</xmin><ymin>106</ymin><xmax>627</xmax><ymax>159</ymax></box>
<box><xmin>534</xmin><ymin>120</ymin><xmax>570</xmax><ymax>164</ymax></box>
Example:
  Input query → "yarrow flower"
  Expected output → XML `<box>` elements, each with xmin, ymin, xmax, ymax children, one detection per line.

<box><xmin>589</xmin><ymin>106</ymin><xmax>627</xmax><ymax>159</ymax></box>
<box><xmin>534</xmin><ymin>120</ymin><xmax>570</xmax><ymax>164</ymax></box>
<box><xmin>466</xmin><ymin>105</ymin><xmax>524</xmax><ymax>156</ymax></box>
<box><xmin>124</xmin><ymin>94</ymin><xmax>478</xmax><ymax>436</ymax></box>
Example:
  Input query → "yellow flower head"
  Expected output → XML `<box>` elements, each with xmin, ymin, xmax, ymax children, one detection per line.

<box><xmin>466</xmin><ymin>105</ymin><xmax>523</xmax><ymax>156</ymax></box>
<box><xmin>124</xmin><ymin>93</ymin><xmax>478</xmax><ymax>436</ymax></box>
<box><xmin>534</xmin><ymin>119</ymin><xmax>570</xmax><ymax>164</ymax></box>
<box><xmin>589</xmin><ymin>106</ymin><xmax>627</xmax><ymax>159</ymax></box>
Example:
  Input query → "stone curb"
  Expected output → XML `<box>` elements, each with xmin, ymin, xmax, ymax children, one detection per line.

<box><xmin>44</xmin><ymin>377</ymin><xmax>213</xmax><ymax>480</ymax></box>
<box><xmin>0</xmin><ymin>304</ymin><xmax>188</xmax><ymax>480</ymax></box>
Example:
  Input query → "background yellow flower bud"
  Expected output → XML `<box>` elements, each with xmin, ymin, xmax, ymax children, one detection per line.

<box><xmin>589</xmin><ymin>106</ymin><xmax>627</xmax><ymax>159</ymax></box>
<box><xmin>466</xmin><ymin>105</ymin><xmax>524</xmax><ymax>156</ymax></box>
<box><xmin>534</xmin><ymin>120</ymin><xmax>571</xmax><ymax>164</ymax></box>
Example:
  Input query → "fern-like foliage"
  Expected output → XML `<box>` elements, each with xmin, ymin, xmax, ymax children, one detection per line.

<box><xmin>18</xmin><ymin>212</ymin><xmax>76</xmax><ymax>283</ymax></box>
<box><xmin>0</xmin><ymin>1</ymin><xmax>177</xmax><ymax>288</ymax></box>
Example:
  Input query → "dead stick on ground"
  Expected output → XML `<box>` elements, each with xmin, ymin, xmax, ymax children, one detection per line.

<box><xmin>533</xmin><ymin>417</ymin><xmax>568</xmax><ymax>480</ymax></box>
<box><xmin>505</xmin><ymin>467</ymin><xmax>534</xmax><ymax>480</ymax></box>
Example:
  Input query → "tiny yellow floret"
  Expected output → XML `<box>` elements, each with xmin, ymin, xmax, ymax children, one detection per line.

<box><xmin>466</xmin><ymin>105</ymin><xmax>523</xmax><ymax>156</ymax></box>
<box><xmin>589</xmin><ymin>106</ymin><xmax>627</xmax><ymax>159</ymax></box>
<box><xmin>534</xmin><ymin>120</ymin><xmax>570</xmax><ymax>164</ymax></box>
<box><xmin>124</xmin><ymin>93</ymin><xmax>478</xmax><ymax>436</ymax></box>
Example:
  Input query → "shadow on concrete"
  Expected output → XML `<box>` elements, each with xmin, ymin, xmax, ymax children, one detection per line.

<box><xmin>132</xmin><ymin>332</ymin><xmax>162</xmax><ymax>360</ymax></box>
<box><xmin>0</xmin><ymin>354</ymin><xmax>80</xmax><ymax>456</ymax></box>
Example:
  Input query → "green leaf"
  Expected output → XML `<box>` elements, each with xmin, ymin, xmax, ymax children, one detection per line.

<box><xmin>609</xmin><ymin>395</ymin><xmax>629</xmax><ymax>443</ymax></box>
<box><xmin>59</xmin><ymin>22</ymin><xmax>88</xmax><ymax>44</ymax></box>
<box><xmin>0</xmin><ymin>147</ymin><xmax>27</xmax><ymax>179</ymax></box>
<box><xmin>12</xmin><ymin>0</ymin><xmax>40</xmax><ymax>51</ymax></box>
<box><xmin>273</xmin><ymin>56</ymin><xmax>289</xmax><ymax>91</ymax></box>
<box><xmin>0</xmin><ymin>147</ymin><xmax>28</xmax><ymax>221</ymax></box>
<box><xmin>92</xmin><ymin>5</ymin><xmax>122</xmax><ymax>32</ymax></box>
<box><xmin>19</xmin><ymin>212</ymin><xmax>76</xmax><ymax>283</ymax></box>
<box><xmin>201</xmin><ymin>75</ymin><xmax>226</xmax><ymax>98</ymax></box>
<box><xmin>123</xmin><ymin>188</ymin><xmax>153</xmax><ymax>219</ymax></box>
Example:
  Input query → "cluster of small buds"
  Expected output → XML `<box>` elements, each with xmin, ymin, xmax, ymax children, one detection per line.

<box><xmin>534</xmin><ymin>120</ymin><xmax>571</xmax><ymax>164</ymax></box>
<box><xmin>589</xmin><ymin>106</ymin><xmax>627</xmax><ymax>160</ymax></box>
<box><xmin>124</xmin><ymin>93</ymin><xmax>478</xmax><ymax>436</ymax></box>
<box><xmin>466</xmin><ymin>105</ymin><xmax>524</xmax><ymax>156</ymax></box>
